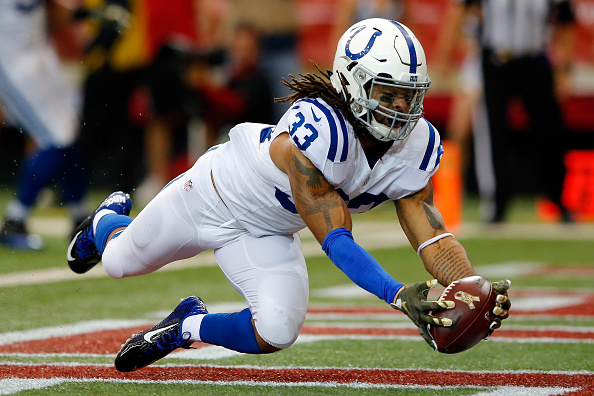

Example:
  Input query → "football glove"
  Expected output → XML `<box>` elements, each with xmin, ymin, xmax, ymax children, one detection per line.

<box><xmin>484</xmin><ymin>279</ymin><xmax>511</xmax><ymax>340</ymax></box>
<box><xmin>390</xmin><ymin>279</ymin><xmax>454</xmax><ymax>350</ymax></box>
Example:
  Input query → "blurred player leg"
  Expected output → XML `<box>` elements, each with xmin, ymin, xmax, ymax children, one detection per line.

<box><xmin>0</xmin><ymin>45</ymin><xmax>86</xmax><ymax>250</ymax></box>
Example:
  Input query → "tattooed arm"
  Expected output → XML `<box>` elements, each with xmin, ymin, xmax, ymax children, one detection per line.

<box><xmin>395</xmin><ymin>180</ymin><xmax>476</xmax><ymax>286</ymax></box>
<box><xmin>270</xmin><ymin>133</ymin><xmax>352</xmax><ymax>244</ymax></box>
<box><xmin>270</xmin><ymin>132</ymin><xmax>406</xmax><ymax>305</ymax></box>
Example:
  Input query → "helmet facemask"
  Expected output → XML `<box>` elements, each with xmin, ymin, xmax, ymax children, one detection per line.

<box><xmin>330</xmin><ymin>18</ymin><xmax>431</xmax><ymax>142</ymax></box>
<box><xmin>351</xmin><ymin>65</ymin><xmax>430</xmax><ymax>141</ymax></box>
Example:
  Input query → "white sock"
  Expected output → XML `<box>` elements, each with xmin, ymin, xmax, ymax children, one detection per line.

<box><xmin>181</xmin><ymin>314</ymin><xmax>207</xmax><ymax>342</ymax></box>
<box><xmin>92</xmin><ymin>209</ymin><xmax>116</xmax><ymax>234</ymax></box>
<box><xmin>5</xmin><ymin>200</ymin><xmax>29</xmax><ymax>221</ymax></box>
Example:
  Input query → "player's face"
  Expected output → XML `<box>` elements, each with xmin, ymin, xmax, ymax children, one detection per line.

<box><xmin>369</xmin><ymin>85</ymin><xmax>415</xmax><ymax>128</ymax></box>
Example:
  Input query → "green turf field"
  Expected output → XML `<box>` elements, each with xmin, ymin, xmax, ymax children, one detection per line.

<box><xmin>1</xmin><ymin>191</ymin><xmax>593</xmax><ymax>394</ymax></box>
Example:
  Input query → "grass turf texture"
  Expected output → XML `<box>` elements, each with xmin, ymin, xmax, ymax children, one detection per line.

<box><xmin>13</xmin><ymin>383</ymin><xmax>484</xmax><ymax>396</ymax></box>
<box><xmin>1</xmin><ymin>192</ymin><xmax>593</xmax><ymax>394</ymax></box>
<box><xmin>3</xmin><ymin>238</ymin><xmax>593</xmax><ymax>330</ymax></box>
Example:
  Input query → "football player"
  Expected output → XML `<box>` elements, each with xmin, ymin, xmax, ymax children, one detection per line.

<box><xmin>0</xmin><ymin>0</ymin><xmax>87</xmax><ymax>250</ymax></box>
<box><xmin>67</xmin><ymin>18</ymin><xmax>511</xmax><ymax>372</ymax></box>
<box><xmin>0</xmin><ymin>0</ymin><xmax>129</xmax><ymax>250</ymax></box>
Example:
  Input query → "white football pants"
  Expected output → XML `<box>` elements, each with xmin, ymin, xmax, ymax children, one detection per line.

<box><xmin>102</xmin><ymin>149</ymin><xmax>309</xmax><ymax>349</ymax></box>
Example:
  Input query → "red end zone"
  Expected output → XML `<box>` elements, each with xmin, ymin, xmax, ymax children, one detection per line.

<box><xmin>0</xmin><ymin>289</ymin><xmax>593</xmax><ymax>394</ymax></box>
<box><xmin>0</xmin><ymin>364</ymin><xmax>592</xmax><ymax>395</ymax></box>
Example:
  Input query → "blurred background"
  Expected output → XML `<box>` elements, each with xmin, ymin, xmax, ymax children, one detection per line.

<box><xmin>1</xmin><ymin>0</ymin><xmax>593</xmax><ymax>250</ymax></box>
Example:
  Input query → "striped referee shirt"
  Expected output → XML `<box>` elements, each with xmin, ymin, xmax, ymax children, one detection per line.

<box><xmin>461</xmin><ymin>0</ymin><xmax>575</xmax><ymax>57</ymax></box>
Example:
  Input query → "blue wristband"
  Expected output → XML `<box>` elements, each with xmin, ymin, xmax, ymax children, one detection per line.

<box><xmin>322</xmin><ymin>227</ymin><xmax>403</xmax><ymax>304</ymax></box>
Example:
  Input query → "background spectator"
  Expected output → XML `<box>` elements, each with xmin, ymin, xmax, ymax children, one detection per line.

<box><xmin>79</xmin><ymin>0</ymin><xmax>224</xmax><ymax>206</ymax></box>
<box><xmin>226</xmin><ymin>0</ymin><xmax>300</xmax><ymax>120</ymax></box>
<box><xmin>458</xmin><ymin>0</ymin><xmax>576</xmax><ymax>223</ymax></box>
<box><xmin>331</xmin><ymin>0</ymin><xmax>412</xmax><ymax>48</ymax></box>
<box><xmin>186</xmin><ymin>23</ymin><xmax>274</xmax><ymax>148</ymax></box>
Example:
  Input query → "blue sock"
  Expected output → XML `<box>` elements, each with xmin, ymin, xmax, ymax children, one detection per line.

<box><xmin>94</xmin><ymin>213</ymin><xmax>132</xmax><ymax>253</ymax></box>
<box><xmin>16</xmin><ymin>147</ymin><xmax>63</xmax><ymax>207</ymax></box>
<box><xmin>59</xmin><ymin>144</ymin><xmax>87</xmax><ymax>204</ymax></box>
<box><xmin>199</xmin><ymin>308</ymin><xmax>265</xmax><ymax>354</ymax></box>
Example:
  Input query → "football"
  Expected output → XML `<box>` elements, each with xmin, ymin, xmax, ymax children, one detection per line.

<box><xmin>430</xmin><ymin>276</ymin><xmax>496</xmax><ymax>354</ymax></box>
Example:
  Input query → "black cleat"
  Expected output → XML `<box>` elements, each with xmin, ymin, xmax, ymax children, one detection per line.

<box><xmin>0</xmin><ymin>219</ymin><xmax>44</xmax><ymax>251</ymax></box>
<box><xmin>115</xmin><ymin>296</ymin><xmax>208</xmax><ymax>372</ymax></box>
<box><xmin>66</xmin><ymin>192</ymin><xmax>132</xmax><ymax>274</ymax></box>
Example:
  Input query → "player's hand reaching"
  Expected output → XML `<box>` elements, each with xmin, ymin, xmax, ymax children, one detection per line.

<box><xmin>484</xmin><ymin>279</ymin><xmax>511</xmax><ymax>340</ymax></box>
<box><xmin>390</xmin><ymin>279</ymin><xmax>454</xmax><ymax>350</ymax></box>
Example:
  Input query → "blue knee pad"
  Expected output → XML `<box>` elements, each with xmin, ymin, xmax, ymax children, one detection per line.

<box><xmin>94</xmin><ymin>213</ymin><xmax>132</xmax><ymax>254</ymax></box>
<box><xmin>199</xmin><ymin>308</ymin><xmax>265</xmax><ymax>354</ymax></box>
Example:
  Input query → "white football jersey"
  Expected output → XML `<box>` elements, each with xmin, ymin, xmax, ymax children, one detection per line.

<box><xmin>0</xmin><ymin>0</ymin><xmax>46</xmax><ymax>54</ymax></box>
<box><xmin>210</xmin><ymin>98</ymin><xmax>443</xmax><ymax>237</ymax></box>
<box><xmin>0</xmin><ymin>0</ymin><xmax>80</xmax><ymax>148</ymax></box>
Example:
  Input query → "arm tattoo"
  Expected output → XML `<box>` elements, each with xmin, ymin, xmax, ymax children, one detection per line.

<box><xmin>290</xmin><ymin>152</ymin><xmax>343</xmax><ymax>232</ymax></box>
<box><xmin>292</xmin><ymin>152</ymin><xmax>326</xmax><ymax>190</ymax></box>
<box><xmin>430</xmin><ymin>246</ymin><xmax>475</xmax><ymax>285</ymax></box>
<box><xmin>422</xmin><ymin>189</ymin><xmax>444</xmax><ymax>230</ymax></box>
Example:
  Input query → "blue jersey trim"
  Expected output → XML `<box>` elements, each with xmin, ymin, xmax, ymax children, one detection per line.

<box><xmin>335</xmin><ymin>107</ymin><xmax>349</xmax><ymax>162</ymax></box>
<box><xmin>390</xmin><ymin>21</ymin><xmax>417</xmax><ymax>74</ymax></box>
<box><xmin>420</xmin><ymin>119</ymin><xmax>436</xmax><ymax>171</ymax></box>
<box><xmin>302</xmin><ymin>99</ymin><xmax>348</xmax><ymax>162</ymax></box>
<box><xmin>434</xmin><ymin>140</ymin><xmax>444</xmax><ymax>169</ymax></box>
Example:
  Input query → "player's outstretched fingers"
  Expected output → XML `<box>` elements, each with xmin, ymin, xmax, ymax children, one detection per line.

<box><xmin>493</xmin><ymin>306</ymin><xmax>509</xmax><ymax>319</ymax></box>
<box><xmin>421</xmin><ymin>300</ymin><xmax>455</xmax><ymax>313</ymax></box>
<box><xmin>495</xmin><ymin>294</ymin><xmax>511</xmax><ymax>311</ymax></box>
<box><xmin>484</xmin><ymin>318</ymin><xmax>502</xmax><ymax>340</ymax></box>
<box><xmin>419</xmin><ymin>324</ymin><xmax>438</xmax><ymax>351</ymax></box>
<box><xmin>492</xmin><ymin>279</ymin><xmax>511</xmax><ymax>294</ymax></box>
<box><xmin>429</xmin><ymin>315</ymin><xmax>452</xmax><ymax>327</ymax></box>
<box><xmin>493</xmin><ymin>295</ymin><xmax>511</xmax><ymax>319</ymax></box>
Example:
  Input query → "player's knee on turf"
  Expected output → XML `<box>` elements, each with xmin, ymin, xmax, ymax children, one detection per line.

<box><xmin>254</xmin><ymin>303</ymin><xmax>306</xmax><ymax>350</ymax></box>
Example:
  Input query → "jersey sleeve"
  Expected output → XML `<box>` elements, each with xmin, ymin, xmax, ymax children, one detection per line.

<box><xmin>394</xmin><ymin>118</ymin><xmax>444</xmax><ymax>197</ymax></box>
<box><xmin>276</xmin><ymin>98</ymin><xmax>354</xmax><ymax>185</ymax></box>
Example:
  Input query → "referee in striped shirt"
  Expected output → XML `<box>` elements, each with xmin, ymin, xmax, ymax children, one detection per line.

<box><xmin>461</xmin><ymin>0</ymin><xmax>576</xmax><ymax>223</ymax></box>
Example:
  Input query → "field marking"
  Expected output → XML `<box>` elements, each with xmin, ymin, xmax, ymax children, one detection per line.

<box><xmin>0</xmin><ymin>378</ymin><xmax>66</xmax><ymax>395</ymax></box>
<box><xmin>0</xmin><ymin>377</ymin><xmax>582</xmax><ymax>395</ymax></box>
<box><xmin>29</xmin><ymin>216</ymin><xmax>594</xmax><ymax>241</ymax></box>
<box><xmin>0</xmin><ymin>304</ymin><xmax>592</xmax><ymax>362</ymax></box>
<box><xmin>3</xmin><ymin>220</ymin><xmax>594</xmax><ymax>288</ymax></box>
<box><xmin>0</xmin><ymin>293</ymin><xmax>592</xmax><ymax>348</ymax></box>
<box><xmin>0</xmin><ymin>363</ymin><xmax>591</xmax><ymax>395</ymax></box>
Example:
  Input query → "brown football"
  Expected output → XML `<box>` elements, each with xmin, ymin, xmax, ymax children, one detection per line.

<box><xmin>430</xmin><ymin>276</ymin><xmax>496</xmax><ymax>354</ymax></box>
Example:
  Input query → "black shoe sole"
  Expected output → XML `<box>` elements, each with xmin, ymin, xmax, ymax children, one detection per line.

<box><xmin>67</xmin><ymin>213</ymin><xmax>101</xmax><ymax>274</ymax></box>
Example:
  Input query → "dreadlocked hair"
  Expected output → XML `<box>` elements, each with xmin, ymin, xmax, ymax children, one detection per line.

<box><xmin>276</xmin><ymin>62</ymin><xmax>367</xmax><ymax>137</ymax></box>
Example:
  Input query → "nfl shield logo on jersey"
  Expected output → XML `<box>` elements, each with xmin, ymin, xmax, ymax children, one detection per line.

<box><xmin>184</xmin><ymin>180</ymin><xmax>193</xmax><ymax>192</ymax></box>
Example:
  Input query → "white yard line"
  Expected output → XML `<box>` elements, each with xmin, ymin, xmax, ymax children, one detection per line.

<box><xmin>0</xmin><ymin>362</ymin><xmax>588</xmax><ymax>395</ymax></box>
<box><xmin>0</xmin><ymin>377</ymin><xmax>578</xmax><ymax>395</ymax></box>
<box><xmin>2</xmin><ymin>220</ymin><xmax>593</xmax><ymax>288</ymax></box>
